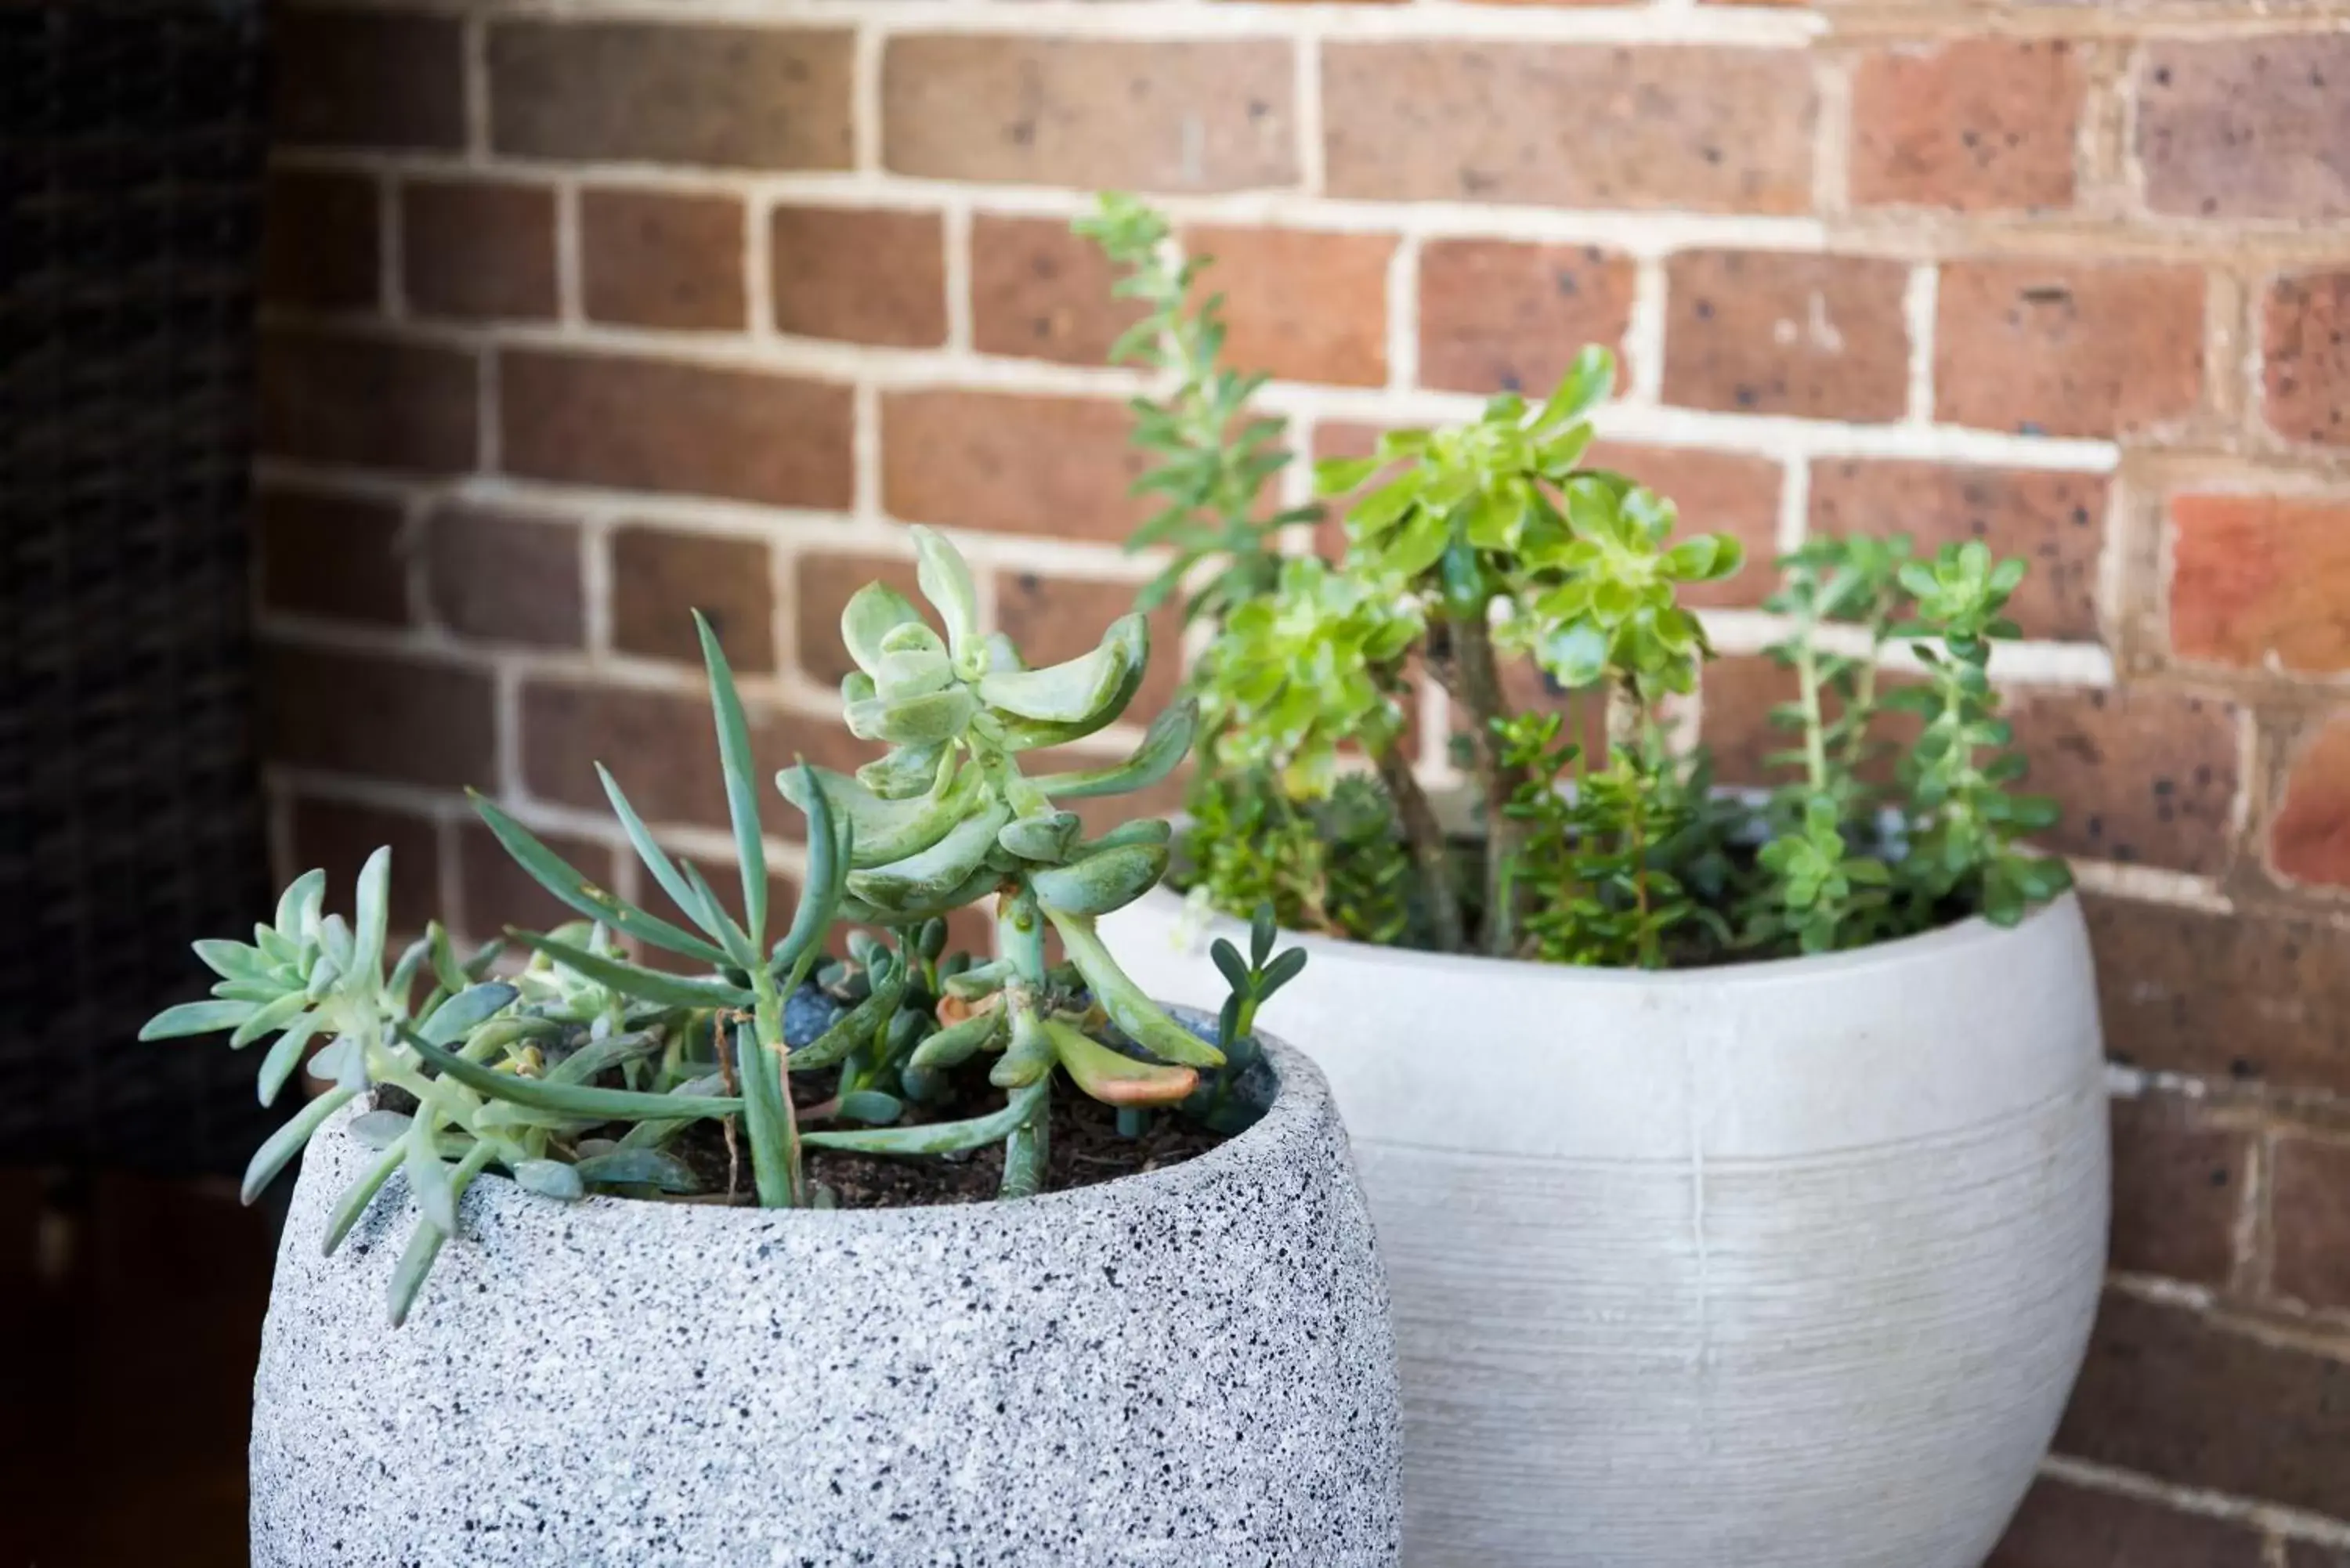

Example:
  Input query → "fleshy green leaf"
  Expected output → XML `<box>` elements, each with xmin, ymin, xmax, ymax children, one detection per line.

<box><xmin>242</xmin><ymin>1086</ymin><xmax>360</xmax><ymax>1205</ymax></box>
<box><xmin>400</xmin><ymin>1027</ymin><xmax>747</xmax><ymax>1122</ymax></box>
<box><xmin>694</xmin><ymin>609</ymin><xmax>768</xmax><ymax>948</ymax></box>
<box><xmin>470</xmin><ymin>791</ymin><xmax>732</xmax><ymax>966</ymax></box>
<box><xmin>803</xmin><ymin>1079</ymin><xmax>1049</xmax><ymax>1154</ymax></box>
<box><xmin>139</xmin><ymin>999</ymin><xmax>261</xmax><ymax>1041</ymax></box>
<box><xmin>911</xmin><ymin>526</ymin><xmax>982</xmax><ymax>663</ymax></box>
<box><xmin>503</xmin><ymin>931</ymin><xmax>753</xmax><ymax>1011</ymax></box>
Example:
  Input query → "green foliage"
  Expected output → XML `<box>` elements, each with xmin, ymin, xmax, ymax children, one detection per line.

<box><xmin>1083</xmin><ymin>191</ymin><xmax>2076</xmax><ymax>975</ymax></box>
<box><xmin>144</xmin><ymin>528</ymin><xmax>1249</xmax><ymax>1322</ymax></box>
<box><xmin>1073</xmin><ymin>192</ymin><xmax>1318</xmax><ymax>624</ymax></box>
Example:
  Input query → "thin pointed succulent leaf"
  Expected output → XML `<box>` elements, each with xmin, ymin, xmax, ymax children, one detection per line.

<box><xmin>1047</xmin><ymin>1018</ymin><xmax>1197</xmax><ymax>1107</ymax></box>
<box><xmin>1259</xmin><ymin>946</ymin><xmax>1308</xmax><ymax>995</ymax></box>
<box><xmin>387</xmin><ymin>933</ymin><xmax>432</xmax><ymax>1009</ymax></box>
<box><xmin>975</xmin><ymin>615</ymin><xmax>1143</xmax><ymax>724</ymax></box>
<box><xmin>140</xmin><ymin>999</ymin><xmax>261</xmax><ymax>1041</ymax></box>
<box><xmin>736</xmin><ymin>1021</ymin><xmax>798</xmax><ymax>1209</ymax></box>
<box><xmin>229</xmin><ymin>991</ymin><xmax>313</xmax><ymax>1050</ymax></box>
<box><xmin>349</xmin><ymin>846</ymin><xmax>392</xmax><ymax>993</ymax></box>
<box><xmin>404</xmin><ymin>1118</ymin><xmax>459</xmax><ymax>1235</ymax></box>
<box><xmin>911</xmin><ymin>526</ymin><xmax>982</xmax><ymax>663</ymax></box>
<box><xmin>1251</xmin><ymin>905</ymin><xmax>1278</xmax><ymax>966</ymax></box>
<box><xmin>193</xmin><ymin>938</ymin><xmax>269</xmax><ymax>982</ymax></box>
<box><xmin>503</xmin><ymin>931</ymin><xmax>753</xmax><ymax>1010</ymax></box>
<box><xmin>693</xmin><ymin>610</ymin><xmax>768</xmax><ymax>946</ymax></box>
<box><xmin>242</xmin><ymin>1086</ymin><xmax>360</xmax><ymax>1205</ymax></box>
<box><xmin>790</xmin><ymin>972</ymin><xmax>908</xmax><ymax>1072</ymax></box>
<box><xmin>349</xmin><ymin>1109</ymin><xmax>414</xmax><ymax>1151</ymax></box>
<box><xmin>1028</xmin><ymin>841</ymin><xmax>1169</xmax><ymax>917</ymax></box>
<box><xmin>803</xmin><ymin>1079</ymin><xmax>1049</xmax><ymax>1154</ymax></box>
<box><xmin>418</xmin><ymin>982</ymin><xmax>519</xmax><ymax>1046</ymax></box>
<box><xmin>257</xmin><ymin>1011</ymin><xmax>328</xmax><ymax>1106</ymax></box>
<box><xmin>399</xmin><ymin>1026</ymin><xmax>747</xmax><ymax>1122</ymax></box>
<box><xmin>322</xmin><ymin>1142</ymin><xmax>406</xmax><ymax>1256</ymax></box>
<box><xmin>1045</xmin><ymin>909</ymin><xmax>1223</xmax><ymax>1068</ymax></box>
<box><xmin>771</xmin><ymin>763</ymin><xmax>844</xmax><ymax>974</ymax></box>
<box><xmin>544</xmin><ymin>1029</ymin><xmax>663</xmax><ymax>1086</ymax></box>
<box><xmin>513</xmin><ymin>1159</ymin><xmax>586</xmax><ymax>1202</ymax></box>
<box><xmin>840</xmin><ymin>583</ymin><xmax>926</xmax><ymax>677</ymax></box>
<box><xmin>833</xmin><ymin>1089</ymin><xmax>904</xmax><ymax>1125</ymax></box>
<box><xmin>680</xmin><ymin>860</ymin><xmax>759</xmax><ymax>971</ymax></box>
<box><xmin>470</xmin><ymin>791</ymin><xmax>731</xmax><ymax>965</ymax></box>
<box><xmin>211</xmin><ymin>978</ymin><xmax>286</xmax><ymax>1004</ymax></box>
<box><xmin>574</xmin><ymin>1149</ymin><xmax>700</xmax><ymax>1193</ymax></box>
<box><xmin>1209</xmin><ymin>938</ymin><xmax>1250</xmax><ymax>995</ymax></box>
<box><xmin>596</xmin><ymin>762</ymin><xmax>705</xmax><ymax>927</ymax></box>
<box><xmin>386</xmin><ymin>1219</ymin><xmax>446</xmax><ymax>1328</ymax></box>
<box><xmin>428</xmin><ymin>924</ymin><xmax>468</xmax><ymax>996</ymax></box>
<box><xmin>1026</xmin><ymin>700</ymin><xmax>1197</xmax><ymax>801</ymax></box>
<box><xmin>306</xmin><ymin>1035</ymin><xmax>363</xmax><ymax>1087</ymax></box>
<box><xmin>273</xmin><ymin>869</ymin><xmax>327</xmax><ymax>945</ymax></box>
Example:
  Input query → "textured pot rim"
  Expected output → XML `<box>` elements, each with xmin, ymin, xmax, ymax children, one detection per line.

<box><xmin>1134</xmin><ymin>880</ymin><xmax>2083</xmax><ymax>994</ymax></box>
<box><xmin>327</xmin><ymin>1021</ymin><xmax>1329</xmax><ymax>1237</ymax></box>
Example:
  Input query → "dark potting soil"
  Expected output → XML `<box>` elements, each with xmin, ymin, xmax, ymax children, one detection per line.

<box><xmin>660</xmin><ymin>1055</ymin><xmax>1231</xmax><ymax>1209</ymax></box>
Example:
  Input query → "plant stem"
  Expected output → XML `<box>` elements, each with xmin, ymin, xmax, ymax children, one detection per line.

<box><xmin>995</xmin><ymin>883</ymin><xmax>1054</xmax><ymax>1199</ymax></box>
<box><xmin>740</xmin><ymin>974</ymin><xmax>803</xmax><ymax>1209</ymax></box>
<box><xmin>1794</xmin><ymin>636</ymin><xmax>1830</xmax><ymax>794</ymax></box>
<box><xmin>1375</xmin><ymin>739</ymin><xmax>1466</xmax><ymax>955</ymax></box>
<box><xmin>1447</xmin><ymin>609</ymin><xmax>1529</xmax><ymax>957</ymax></box>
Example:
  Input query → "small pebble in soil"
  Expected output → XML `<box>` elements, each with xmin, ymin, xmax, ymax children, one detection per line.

<box><xmin>783</xmin><ymin>983</ymin><xmax>848</xmax><ymax>1050</ymax></box>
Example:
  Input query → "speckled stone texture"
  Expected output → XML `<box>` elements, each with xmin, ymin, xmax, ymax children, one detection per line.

<box><xmin>248</xmin><ymin>1033</ymin><xmax>1400</xmax><ymax>1566</ymax></box>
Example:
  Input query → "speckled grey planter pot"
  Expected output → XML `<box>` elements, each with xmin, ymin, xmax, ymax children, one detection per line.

<box><xmin>249</xmin><ymin>1034</ymin><xmax>1400</xmax><ymax>1567</ymax></box>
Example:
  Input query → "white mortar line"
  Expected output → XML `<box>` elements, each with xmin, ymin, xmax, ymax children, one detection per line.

<box><xmin>2041</xmin><ymin>1454</ymin><xmax>2350</xmax><ymax>1551</ymax></box>
<box><xmin>942</xmin><ymin>200</ymin><xmax>975</xmax><ymax>354</ymax></box>
<box><xmin>555</xmin><ymin>180</ymin><xmax>585</xmax><ymax>326</ymax></box>
<box><xmin>1386</xmin><ymin>233</ymin><xmax>1420</xmax><ymax>392</ymax></box>
<box><xmin>1810</xmin><ymin>49</ymin><xmax>1852</xmax><ymax>220</ymax></box>
<box><xmin>743</xmin><ymin>188</ymin><xmax>775</xmax><ymax>341</ymax></box>
<box><xmin>1626</xmin><ymin>256</ymin><xmax>1668</xmax><ymax>406</ymax></box>
<box><xmin>461</xmin><ymin>13</ymin><xmax>490</xmax><ymax>167</ymax></box>
<box><xmin>425</xmin><ymin>0</ymin><xmax>1824</xmax><ymax>47</ymax></box>
<box><xmin>1903</xmin><ymin>264</ymin><xmax>1939</xmax><ymax>426</ymax></box>
<box><xmin>378</xmin><ymin>174</ymin><xmax>407</xmax><ymax>323</ymax></box>
<box><xmin>851</xmin><ymin>20</ymin><xmax>886</xmax><ymax>175</ymax></box>
<box><xmin>1295</xmin><ymin>31</ymin><xmax>1326</xmax><ymax>197</ymax></box>
<box><xmin>477</xmin><ymin>345</ymin><xmax>502</xmax><ymax>475</ymax></box>
<box><xmin>853</xmin><ymin>381</ymin><xmax>883</xmax><ymax>518</ymax></box>
<box><xmin>1773</xmin><ymin>453</ymin><xmax>1810</xmax><ymax>557</ymax></box>
<box><xmin>580</xmin><ymin>515</ymin><xmax>616</xmax><ymax>661</ymax></box>
<box><xmin>2067</xmin><ymin>858</ymin><xmax>2232</xmax><ymax>912</ymax></box>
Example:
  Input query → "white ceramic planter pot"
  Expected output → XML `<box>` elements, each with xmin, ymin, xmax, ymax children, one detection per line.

<box><xmin>1101</xmin><ymin>891</ymin><xmax>2109</xmax><ymax>1568</ymax></box>
<box><xmin>248</xmin><ymin>1034</ymin><xmax>1401</xmax><ymax>1567</ymax></box>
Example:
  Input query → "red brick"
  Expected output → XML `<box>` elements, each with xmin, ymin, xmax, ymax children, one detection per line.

<box><xmin>2110</xmin><ymin>1093</ymin><xmax>2249</xmax><ymax>1287</ymax></box>
<box><xmin>287</xmin><ymin>797</ymin><xmax>443</xmax><ymax>938</ymax></box>
<box><xmin>455</xmin><ymin>820</ymin><xmax>614</xmax><ymax>945</ymax></box>
<box><xmin>262</xmin><ymin>645</ymin><xmax>495</xmax><ymax>791</ymax></box>
<box><xmin>2057</xmin><ymin>1289</ymin><xmax>2350</xmax><ymax>1518</ymax></box>
<box><xmin>402</xmin><ymin>179</ymin><xmax>558</xmax><ymax>322</ymax></box>
<box><xmin>581</xmin><ymin>189</ymin><xmax>746</xmax><ymax>332</ymax></box>
<box><xmin>1663</xmin><ymin>251</ymin><xmax>1911</xmax><ymax>422</ymax></box>
<box><xmin>423</xmin><ymin>506</ymin><xmax>584</xmax><ymax>650</ymax></box>
<box><xmin>971</xmin><ymin>215</ymin><xmax>1146</xmax><ymax>367</ymax></box>
<box><xmin>1851</xmin><ymin>40</ymin><xmax>2082</xmax><ymax>212</ymax></box>
<box><xmin>1936</xmin><ymin>261</ymin><xmax>2206</xmax><ymax>439</ymax></box>
<box><xmin>257</xmin><ymin>490</ymin><xmax>408</xmax><ymax>627</ymax></box>
<box><xmin>880</xmin><ymin>391</ymin><xmax>1151</xmax><ymax>541</ymax></box>
<box><xmin>1323</xmin><ymin>44</ymin><xmax>1814</xmax><ymax>214</ymax></box>
<box><xmin>2006</xmin><ymin>686</ymin><xmax>2240</xmax><ymax>875</ymax></box>
<box><xmin>1419</xmin><ymin>240</ymin><xmax>1636</xmax><ymax>396</ymax></box>
<box><xmin>489</xmin><ymin>23</ymin><xmax>852</xmax><ymax>170</ymax></box>
<box><xmin>274</xmin><ymin>9</ymin><xmax>465</xmax><ymax>151</ymax></box>
<box><xmin>994</xmin><ymin>573</ymin><xmax>1183</xmax><ymax>724</ymax></box>
<box><xmin>2272</xmin><ymin>717</ymin><xmax>2350</xmax><ymax>891</ymax></box>
<box><xmin>258</xmin><ymin>327</ymin><xmax>478</xmax><ymax>475</ymax></box>
<box><xmin>2171</xmin><ymin>492</ymin><xmax>2350</xmax><ymax>672</ymax></box>
<box><xmin>2290</xmin><ymin>1546</ymin><xmax>2350</xmax><ymax>1568</ymax></box>
<box><xmin>771</xmin><ymin>207</ymin><xmax>946</xmax><ymax>349</ymax></box>
<box><xmin>1184</xmin><ymin>226</ymin><xmax>1393</xmax><ymax>388</ymax></box>
<box><xmin>1697</xmin><ymin>654</ymin><xmax>1802</xmax><ymax>786</ymax></box>
<box><xmin>520</xmin><ymin>678</ymin><xmax>861</xmax><ymax>835</ymax></box>
<box><xmin>2263</xmin><ymin>271</ymin><xmax>2350</xmax><ymax>448</ymax></box>
<box><xmin>262</xmin><ymin>170</ymin><xmax>379</xmax><ymax>311</ymax></box>
<box><xmin>2272</xmin><ymin>1134</ymin><xmax>2350</xmax><ymax>1313</ymax></box>
<box><xmin>1985</xmin><ymin>1477</ymin><xmax>2265</xmax><ymax>1568</ymax></box>
<box><xmin>500</xmin><ymin>350</ymin><xmax>853</xmax><ymax>510</ymax></box>
<box><xmin>1809</xmin><ymin>461</ymin><xmax>2108</xmax><ymax>642</ymax></box>
<box><xmin>610</xmin><ymin>527</ymin><xmax>775</xmax><ymax>672</ymax></box>
<box><xmin>1589</xmin><ymin>441</ymin><xmax>1779</xmax><ymax>611</ymax></box>
<box><xmin>883</xmin><ymin>37</ymin><xmax>1296</xmax><ymax>192</ymax></box>
<box><xmin>794</xmin><ymin>553</ymin><xmax>924</xmax><ymax>689</ymax></box>
<box><xmin>2139</xmin><ymin>39</ymin><xmax>2350</xmax><ymax>221</ymax></box>
<box><xmin>2087</xmin><ymin>894</ymin><xmax>2350</xmax><ymax>1092</ymax></box>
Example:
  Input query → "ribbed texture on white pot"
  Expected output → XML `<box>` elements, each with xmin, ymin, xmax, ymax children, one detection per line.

<box><xmin>1101</xmin><ymin>891</ymin><xmax>2109</xmax><ymax>1568</ymax></box>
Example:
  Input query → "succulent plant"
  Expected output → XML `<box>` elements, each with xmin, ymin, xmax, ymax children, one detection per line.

<box><xmin>1083</xmin><ymin>191</ymin><xmax>2073</xmax><ymax>969</ymax></box>
<box><xmin>144</xmin><ymin>526</ymin><xmax>1275</xmax><ymax>1322</ymax></box>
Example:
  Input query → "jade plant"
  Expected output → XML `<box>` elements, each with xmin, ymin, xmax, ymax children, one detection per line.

<box><xmin>1078</xmin><ymin>193</ymin><xmax>2073</xmax><ymax>966</ymax></box>
<box><xmin>143</xmin><ymin>527</ymin><xmax>1283</xmax><ymax>1323</ymax></box>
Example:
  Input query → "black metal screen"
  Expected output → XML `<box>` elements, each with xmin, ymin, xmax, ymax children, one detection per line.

<box><xmin>0</xmin><ymin>1</ymin><xmax>276</xmax><ymax>1172</ymax></box>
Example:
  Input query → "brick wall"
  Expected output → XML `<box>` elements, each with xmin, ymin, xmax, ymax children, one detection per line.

<box><xmin>255</xmin><ymin>2</ymin><xmax>2350</xmax><ymax>1555</ymax></box>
